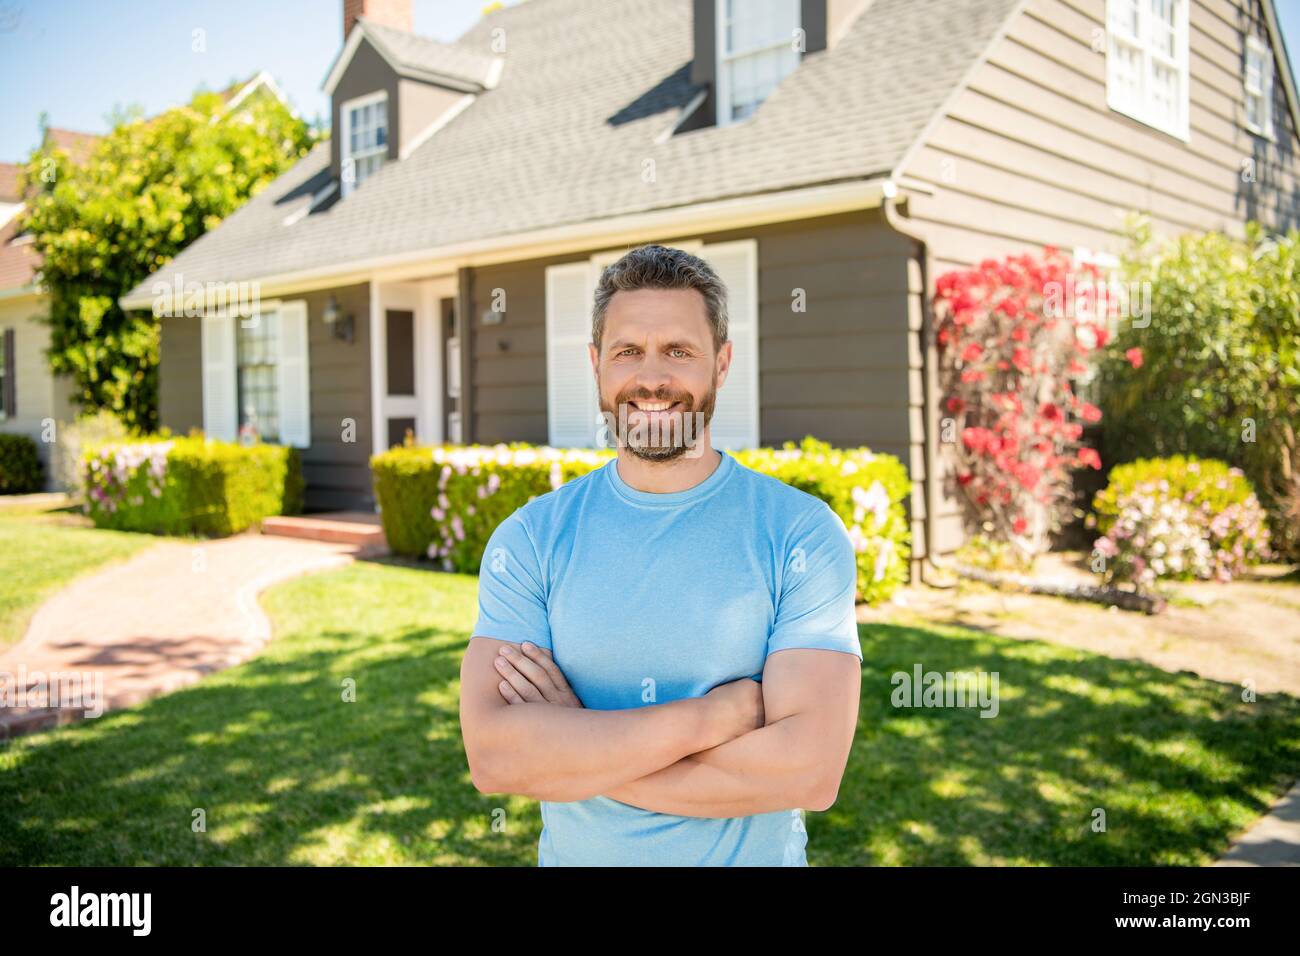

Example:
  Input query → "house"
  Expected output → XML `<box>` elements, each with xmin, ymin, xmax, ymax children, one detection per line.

<box><xmin>0</xmin><ymin>129</ymin><xmax>100</xmax><ymax>488</ymax></box>
<box><xmin>0</xmin><ymin>74</ymin><xmax>289</xmax><ymax>489</ymax></box>
<box><xmin>120</xmin><ymin>0</ymin><xmax>1300</xmax><ymax>571</ymax></box>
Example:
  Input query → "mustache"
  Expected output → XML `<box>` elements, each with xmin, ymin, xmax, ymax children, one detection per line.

<box><xmin>619</xmin><ymin>392</ymin><xmax>692</xmax><ymax>406</ymax></box>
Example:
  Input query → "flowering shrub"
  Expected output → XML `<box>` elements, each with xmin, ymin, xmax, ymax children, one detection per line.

<box><xmin>933</xmin><ymin>248</ymin><xmax>1112</xmax><ymax>557</ymax></box>
<box><xmin>372</xmin><ymin>443</ymin><xmax>614</xmax><ymax>569</ymax></box>
<box><xmin>82</xmin><ymin>435</ymin><xmax>303</xmax><ymax>535</ymax></box>
<box><xmin>1089</xmin><ymin>456</ymin><xmax>1271</xmax><ymax>588</ymax></box>
<box><xmin>371</xmin><ymin>436</ymin><xmax>912</xmax><ymax>604</ymax></box>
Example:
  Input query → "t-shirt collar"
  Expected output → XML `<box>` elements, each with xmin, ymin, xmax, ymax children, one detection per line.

<box><xmin>605</xmin><ymin>447</ymin><xmax>735</xmax><ymax>507</ymax></box>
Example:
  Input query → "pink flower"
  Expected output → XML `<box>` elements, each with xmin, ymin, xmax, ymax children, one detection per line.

<box><xmin>1125</xmin><ymin>347</ymin><xmax>1143</xmax><ymax>369</ymax></box>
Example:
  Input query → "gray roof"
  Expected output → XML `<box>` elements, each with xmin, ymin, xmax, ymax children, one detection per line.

<box><xmin>349</xmin><ymin>17</ymin><xmax>500</xmax><ymax>91</ymax></box>
<box><xmin>125</xmin><ymin>0</ymin><xmax>1022</xmax><ymax>302</ymax></box>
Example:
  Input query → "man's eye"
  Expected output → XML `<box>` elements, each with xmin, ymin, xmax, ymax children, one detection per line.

<box><xmin>670</xmin><ymin>349</ymin><xmax>687</xmax><ymax>358</ymax></box>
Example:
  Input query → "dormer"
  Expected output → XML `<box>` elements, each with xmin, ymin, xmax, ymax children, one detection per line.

<box><xmin>681</xmin><ymin>0</ymin><xmax>869</xmax><ymax>132</ymax></box>
<box><xmin>322</xmin><ymin>0</ymin><xmax>501</xmax><ymax>198</ymax></box>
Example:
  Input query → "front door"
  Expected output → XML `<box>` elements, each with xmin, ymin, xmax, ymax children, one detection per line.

<box><xmin>373</xmin><ymin>280</ymin><xmax>445</xmax><ymax>453</ymax></box>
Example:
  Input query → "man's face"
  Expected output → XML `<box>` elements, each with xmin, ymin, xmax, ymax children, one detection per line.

<box><xmin>591</xmin><ymin>287</ymin><xmax>731</xmax><ymax>462</ymax></box>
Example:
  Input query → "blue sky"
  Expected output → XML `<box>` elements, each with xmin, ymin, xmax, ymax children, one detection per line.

<box><xmin>1</xmin><ymin>0</ymin><xmax>1299</xmax><ymax>162</ymax></box>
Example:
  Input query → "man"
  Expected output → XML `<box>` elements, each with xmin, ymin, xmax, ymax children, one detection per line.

<box><xmin>459</xmin><ymin>244</ymin><xmax>862</xmax><ymax>866</ymax></box>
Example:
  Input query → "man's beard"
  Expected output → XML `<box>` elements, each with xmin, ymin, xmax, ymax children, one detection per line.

<box><xmin>598</xmin><ymin>373</ymin><xmax>717</xmax><ymax>462</ymax></box>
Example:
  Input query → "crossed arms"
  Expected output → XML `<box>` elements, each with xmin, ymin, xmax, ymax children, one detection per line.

<box><xmin>459</xmin><ymin>636</ymin><xmax>861</xmax><ymax>818</ymax></box>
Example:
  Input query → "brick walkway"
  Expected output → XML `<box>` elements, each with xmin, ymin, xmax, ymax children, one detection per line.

<box><xmin>0</xmin><ymin>533</ymin><xmax>358</xmax><ymax>738</ymax></box>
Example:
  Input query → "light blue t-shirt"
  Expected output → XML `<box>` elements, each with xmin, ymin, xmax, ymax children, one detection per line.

<box><xmin>470</xmin><ymin>447</ymin><xmax>863</xmax><ymax>866</ymax></box>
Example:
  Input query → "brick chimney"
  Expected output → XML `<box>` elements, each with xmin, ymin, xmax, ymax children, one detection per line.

<box><xmin>344</xmin><ymin>0</ymin><xmax>412</xmax><ymax>38</ymax></box>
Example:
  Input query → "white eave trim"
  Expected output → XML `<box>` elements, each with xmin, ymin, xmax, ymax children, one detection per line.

<box><xmin>121</xmin><ymin>177</ymin><xmax>896</xmax><ymax>312</ymax></box>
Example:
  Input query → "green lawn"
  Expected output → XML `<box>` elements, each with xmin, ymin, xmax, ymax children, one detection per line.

<box><xmin>0</xmin><ymin>512</ymin><xmax>157</xmax><ymax>649</ymax></box>
<box><xmin>1</xmin><ymin>558</ymin><xmax>1297</xmax><ymax>865</ymax></box>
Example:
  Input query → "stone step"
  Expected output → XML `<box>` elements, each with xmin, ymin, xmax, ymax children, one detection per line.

<box><xmin>260</xmin><ymin>512</ymin><xmax>388</xmax><ymax>554</ymax></box>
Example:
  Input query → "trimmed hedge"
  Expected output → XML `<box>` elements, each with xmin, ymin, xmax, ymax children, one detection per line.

<box><xmin>82</xmin><ymin>436</ymin><xmax>303</xmax><ymax>535</ymax></box>
<box><xmin>0</xmin><ymin>433</ymin><xmax>43</xmax><ymax>494</ymax></box>
<box><xmin>1089</xmin><ymin>455</ymin><xmax>1271</xmax><ymax>587</ymax></box>
<box><xmin>371</xmin><ymin>435</ymin><xmax>912</xmax><ymax>605</ymax></box>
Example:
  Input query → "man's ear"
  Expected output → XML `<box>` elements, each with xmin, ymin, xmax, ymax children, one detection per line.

<box><xmin>714</xmin><ymin>340</ymin><xmax>733</xmax><ymax>390</ymax></box>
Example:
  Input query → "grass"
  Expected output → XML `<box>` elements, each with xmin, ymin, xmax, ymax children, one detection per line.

<box><xmin>0</xmin><ymin>511</ymin><xmax>157</xmax><ymax>648</ymax></box>
<box><xmin>1</xmin><ymin>558</ymin><xmax>1297</xmax><ymax>865</ymax></box>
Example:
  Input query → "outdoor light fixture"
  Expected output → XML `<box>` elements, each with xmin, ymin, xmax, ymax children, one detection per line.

<box><xmin>322</xmin><ymin>294</ymin><xmax>355</xmax><ymax>343</ymax></box>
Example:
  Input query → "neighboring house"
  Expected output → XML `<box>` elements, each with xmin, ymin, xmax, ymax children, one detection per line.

<box><xmin>121</xmin><ymin>0</ymin><xmax>1300</xmax><ymax>571</ymax></box>
<box><xmin>0</xmin><ymin>74</ymin><xmax>288</xmax><ymax>490</ymax></box>
<box><xmin>0</xmin><ymin>129</ymin><xmax>100</xmax><ymax>488</ymax></box>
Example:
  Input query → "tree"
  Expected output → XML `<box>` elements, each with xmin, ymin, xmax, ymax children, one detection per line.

<box><xmin>20</xmin><ymin>89</ymin><xmax>316</xmax><ymax>431</ymax></box>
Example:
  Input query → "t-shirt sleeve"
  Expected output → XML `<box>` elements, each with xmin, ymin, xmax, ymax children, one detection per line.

<box><xmin>470</xmin><ymin>511</ymin><xmax>552</xmax><ymax>651</ymax></box>
<box><xmin>766</xmin><ymin>503</ymin><xmax>863</xmax><ymax>662</ymax></box>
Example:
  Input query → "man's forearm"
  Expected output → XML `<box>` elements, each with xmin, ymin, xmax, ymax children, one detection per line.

<box><xmin>602</xmin><ymin>713</ymin><xmax>827</xmax><ymax>818</ymax></box>
<box><xmin>470</xmin><ymin>697</ymin><xmax>727</xmax><ymax>802</ymax></box>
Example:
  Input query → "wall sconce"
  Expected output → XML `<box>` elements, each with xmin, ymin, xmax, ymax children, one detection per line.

<box><xmin>322</xmin><ymin>294</ymin><xmax>355</xmax><ymax>343</ymax></box>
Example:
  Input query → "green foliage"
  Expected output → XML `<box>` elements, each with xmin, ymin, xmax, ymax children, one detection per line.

<box><xmin>82</xmin><ymin>435</ymin><xmax>303</xmax><ymax>536</ymax></box>
<box><xmin>0</xmin><ymin>434</ymin><xmax>43</xmax><ymax>494</ymax></box>
<box><xmin>371</xmin><ymin>436</ymin><xmax>912</xmax><ymax>605</ymax></box>
<box><xmin>1101</xmin><ymin>217</ymin><xmax>1300</xmax><ymax>558</ymax></box>
<box><xmin>19</xmin><ymin>90</ymin><xmax>316</xmax><ymax>431</ymax></box>
<box><xmin>371</xmin><ymin>443</ymin><xmax>612</xmax><ymax>567</ymax></box>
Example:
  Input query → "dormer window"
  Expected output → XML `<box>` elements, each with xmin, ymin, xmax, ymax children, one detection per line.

<box><xmin>341</xmin><ymin>90</ymin><xmax>388</xmax><ymax>196</ymax></box>
<box><xmin>716</xmin><ymin>0</ymin><xmax>801</xmax><ymax>126</ymax></box>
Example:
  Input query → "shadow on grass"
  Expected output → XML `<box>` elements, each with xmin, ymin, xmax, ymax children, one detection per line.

<box><xmin>2</xmin><ymin>565</ymin><xmax>1297</xmax><ymax>866</ymax></box>
<box><xmin>816</xmin><ymin>623</ymin><xmax>1300</xmax><ymax>865</ymax></box>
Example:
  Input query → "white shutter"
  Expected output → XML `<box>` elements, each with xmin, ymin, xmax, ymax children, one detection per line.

<box><xmin>276</xmin><ymin>300</ymin><xmax>312</xmax><ymax>448</ymax></box>
<box><xmin>701</xmin><ymin>239</ymin><xmax>759</xmax><ymax>449</ymax></box>
<box><xmin>545</xmin><ymin>262</ymin><xmax>599</xmax><ymax>448</ymax></box>
<box><xmin>201</xmin><ymin>312</ymin><xmax>237</xmax><ymax>441</ymax></box>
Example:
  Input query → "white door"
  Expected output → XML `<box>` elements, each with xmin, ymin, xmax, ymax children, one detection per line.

<box><xmin>372</xmin><ymin>280</ymin><xmax>444</xmax><ymax>454</ymax></box>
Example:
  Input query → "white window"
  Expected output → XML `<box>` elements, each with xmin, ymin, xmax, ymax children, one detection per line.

<box><xmin>716</xmin><ymin>0</ymin><xmax>801</xmax><ymax>126</ymax></box>
<box><xmin>340</xmin><ymin>91</ymin><xmax>388</xmax><ymax>197</ymax></box>
<box><xmin>1106</xmin><ymin>0</ymin><xmax>1189</xmax><ymax>140</ymax></box>
<box><xmin>1245</xmin><ymin>35</ymin><xmax>1275</xmax><ymax>138</ymax></box>
<box><xmin>202</xmin><ymin>301</ymin><xmax>311</xmax><ymax>448</ymax></box>
<box><xmin>543</xmin><ymin>240</ymin><xmax>759</xmax><ymax>450</ymax></box>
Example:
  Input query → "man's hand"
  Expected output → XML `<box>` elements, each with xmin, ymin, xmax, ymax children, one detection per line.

<box><xmin>494</xmin><ymin>642</ymin><xmax>584</xmax><ymax>708</ymax></box>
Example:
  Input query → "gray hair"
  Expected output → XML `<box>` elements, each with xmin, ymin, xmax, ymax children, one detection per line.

<box><xmin>590</xmin><ymin>244</ymin><xmax>728</xmax><ymax>355</ymax></box>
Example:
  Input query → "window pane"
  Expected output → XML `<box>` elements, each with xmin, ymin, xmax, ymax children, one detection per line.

<box><xmin>236</xmin><ymin>311</ymin><xmax>280</xmax><ymax>443</ymax></box>
<box><xmin>1109</xmin><ymin>0</ymin><xmax>1139</xmax><ymax>38</ymax></box>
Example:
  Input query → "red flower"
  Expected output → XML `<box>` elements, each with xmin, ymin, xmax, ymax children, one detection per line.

<box><xmin>1039</xmin><ymin>402</ymin><xmax>1063</xmax><ymax>423</ymax></box>
<box><xmin>1094</xmin><ymin>327</ymin><xmax>1110</xmax><ymax>348</ymax></box>
<box><xmin>1125</xmin><ymin>347</ymin><xmax>1143</xmax><ymax>369</ymax></box>
<box><xmin>960</xmin><ymin>369</ymin><xmax>985</xmax><ymax>383</ymax></box>
<box><xmin>946</xmin><ymin>396</ymin><xmax>966</xmax><ymax>414</ymax></box>
<box><xmin>957</xmin><ymin>472</ymin><xmax>973</xmax><ymax>486</ymax></box>
<box><xmin>1077</xmin><ymin>447</ymin><xmax>1102</xmax><ymax>470</ymax></box>
<box><xmin>1012</xmin><ymin>517</ymin><xmax>1028</xmax><ymax>535</ymax></box>
<box><xmin>961</xmin><ymin>343</ymin><xmax>984</xmax><ymax>363</ymax></box>
<box><xmin>1011</xmin><ymin>348</ymin><xmax>1032</xmax><ymax>372</ymax></box>
<box><xmin>1080</xmin><ymin>402</ymin><xmax>1102</xmax><ymax>423</ymax></box>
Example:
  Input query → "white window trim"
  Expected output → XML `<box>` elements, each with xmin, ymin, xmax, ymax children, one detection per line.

<box><xmin>715</xmin><ymin>0</ymin><xmax>802</xmax><ymax>128</ymax></box>
<box><xmin>340</xmin><ymin>90</ymin><xmax>389</xmax><ymax>198</ymax></box>
<box><xmin>1105</xmin><ymin>0</ymin><xmax>1190</xmax><ymax>142</ymax></box>
<box><xmin>1245</xmin><ymin>34</ymin><xmax>1276</xmax><ymax>140</ymax></box>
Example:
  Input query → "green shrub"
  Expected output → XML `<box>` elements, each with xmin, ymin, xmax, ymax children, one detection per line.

<box><xmin>371</xmin><ymin>443</ymin><xmax>613</xmax><ymax>569</ymax></box>
<box><xmin>1101</xmin><ymin>217</ymin><xmax>1300</xmax><ymax>558</ymax></box>
<box><xmin>0</xmin><ymin>434</ymin><xmax>44</xmax><ymax>494</ymax></box>
<box><xmin>371</xmin><ymin>435</ymin><xmax>912</xmax><ymax>605</ymax></box>
<box><xmin>82</xmin><ymin>435</ymin><xmax>303</xmax><ymax>535</ymax></box>
<box><xmin>1089</xmin><ymin>455</ymin><xmax>1271</xmax><ymax>588</ymax></box>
